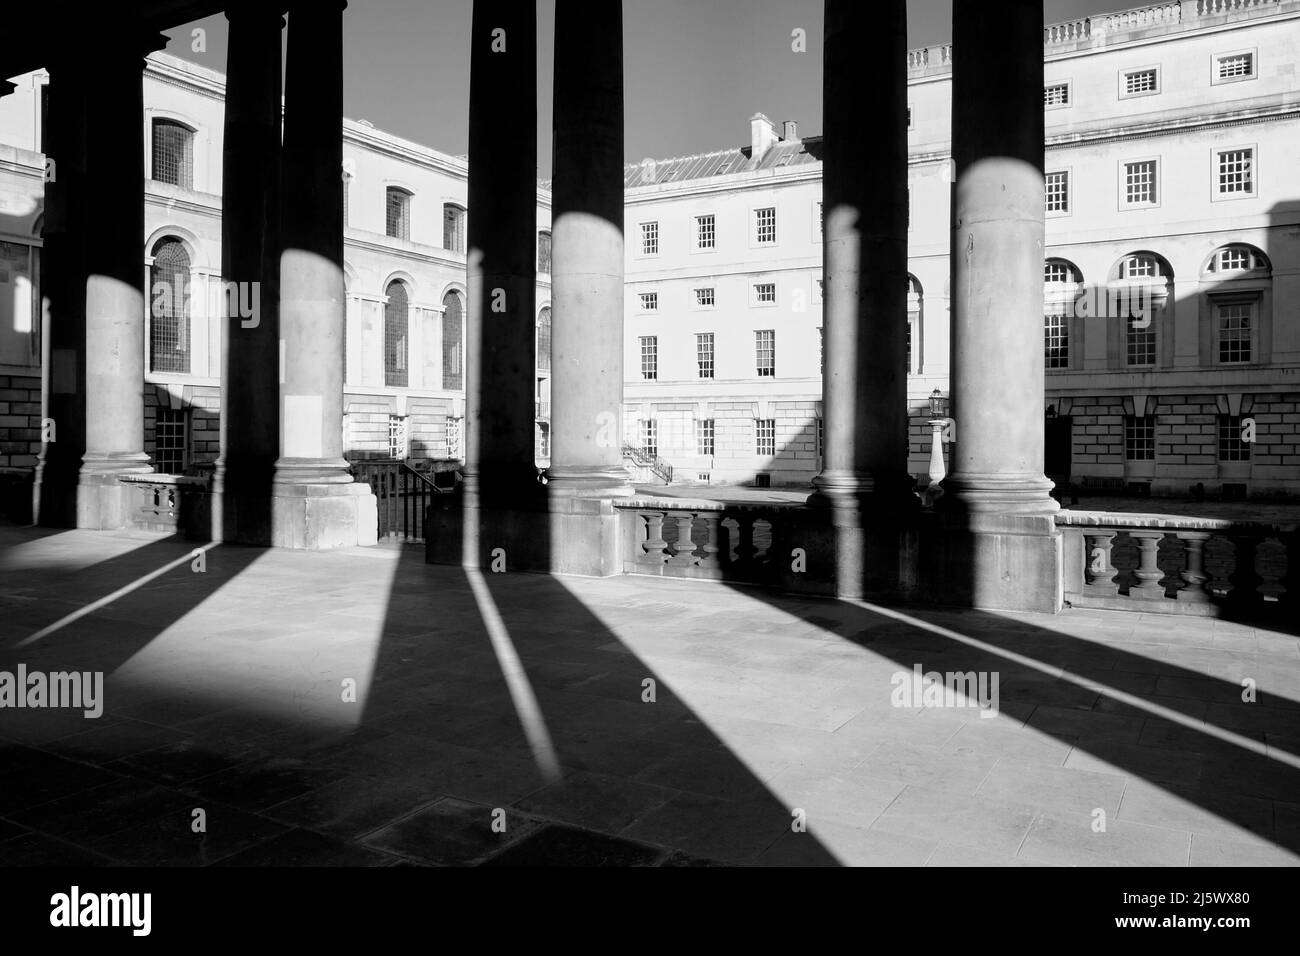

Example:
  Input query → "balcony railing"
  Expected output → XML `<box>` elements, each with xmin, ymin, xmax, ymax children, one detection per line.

<box><xmin>621</xmin><ymin>445</ymin><xmax>672</xmax><ymax>484</ymax></box>
<box><xmin>619</xmin><ymin>499</ymin><xmax>795</xmax><ymax>583</ymax></box>
<box><xmin>1057</xmin><ymin>511</ymin><xmax>1296</xmax><ymax>617</ymax></box>
<box><xmin>119</xmin><ymin>473</ymin><xmax>210</xmax><ymax>534</ymax></box>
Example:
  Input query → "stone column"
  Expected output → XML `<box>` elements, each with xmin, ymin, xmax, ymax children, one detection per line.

<box><xmin>78</xmin><ymin>33</ymin><xmax>161</xmax><ymax>529</ymax></box>
<box><xmin>546</xmin><ymin>0</ymin><xmax>631</xmax><ymax>499</ymax></box>
<box><xmin>811</xmin><ymin>0</ymin><xmax>911</xmax><ymax>509</ymax></box>
<box><xmin>940</xmin><ymin>0</ymin><xmax>1062</xmax><ymax>613</ymax></box>
<box><xmin>945</xmin><ymin>0</ymin><xmax>1058</xmax><ymax>517</ymax></box>
<box><xmin>215</xmin><ymin>3</ymin><xmax>284</xmax><ymax>544</ymax></box>
<box><xmin>34</xmin><ymin>56</ymin><xmax>88</xmax><ymax>527</ymax></box>
<box><xmin>462</xmin><ymin>0</ymin><xmax>541</xmax><ymax>506</ymax></box>
<box><xmin>273</xmin><ymin>0</ymin><xmax>377</xmax><ymax>549</ymax></box>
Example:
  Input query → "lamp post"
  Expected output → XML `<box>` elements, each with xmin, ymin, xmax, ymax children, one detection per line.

<box><xmin>922</xmin><ymin>388</ymin><xmax>949</xmax><ymax>507</ymax></box>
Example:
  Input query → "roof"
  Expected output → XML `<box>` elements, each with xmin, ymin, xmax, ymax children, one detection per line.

<box><xmin>624</xmin><ymin>135</ymin><xmax>823</xmax><ymax>188</ymax></box>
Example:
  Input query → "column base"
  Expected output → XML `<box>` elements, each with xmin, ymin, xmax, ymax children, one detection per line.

<box><xmin>545</xmin><ymin>464</ymin><xmax>634</xmax><ymax>499</ymax></box>
<box><xmin>77</xmin><ymin>455</ymin><xmax>153</xmax><ymax>530</ymax></box>
<box><xmin>917</xmin><ymin>511</ymin><xmax>1063</xmax><ymax>613</ymax></box>
<box><xmin>941</xmin><ymin>473</ymin><xmax>1060</xmax><ymax>516</ymax></box>
<box><xmin>270</xmin><ymin>480</ymin><xmax>378</xmax><ymax>550</ymax></box>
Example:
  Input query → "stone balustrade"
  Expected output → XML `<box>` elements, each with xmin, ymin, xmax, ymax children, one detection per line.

<box><xmin>1057</xmin><ymin>510</ymin><xmax>1296</xmax><ymax>618</ymax></box>
<box><xmin>118</xmin><ymin>473</ymin><xmax>211</xmax><ymax>535</ymax></box>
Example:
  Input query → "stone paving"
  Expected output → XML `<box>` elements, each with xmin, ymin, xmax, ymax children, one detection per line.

<box><xmin>0</xmin><ymin>524</ymin><xmax>1297</xmax><ymax>866</ymax></box>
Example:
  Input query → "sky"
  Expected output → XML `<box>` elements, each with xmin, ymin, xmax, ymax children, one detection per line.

<box><xmin>165</xmin><ymin>0</ymin><xmax>1113</xmax><ymax>177</ymax></box>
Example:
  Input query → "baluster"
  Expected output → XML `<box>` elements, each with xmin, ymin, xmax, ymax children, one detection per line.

<box><xmin>1129</xmin><ymin>530</ymin><xmax>1167</xmax><ymax>599</ymax></box>
<box><xmin>666</xmin><ymin>512</ymin><xmax>697</xmax><ymax>567</ymax></box>
<box><xmin>734</xmin><ymin>513</ymin><xmax>757</xmax><ymax>569</ymax></box>
<box><xmin>1225</xmin><ymin>533</ymin><xmax>1263</xmax><ymax>608</ymax></box>
<box><xmin>640</xmin><ymin>512</ymin><xmax>668</xmax><ymax>565</ymax></box>
<box><xmin>1082</xmin><ymin>530</ymin><xmax>1120</xmax><ymax>595</ymax></box>
<box><xmin>1174</xmin><ymin>531</ymin><xmax>1212</xmax><ymax>603</ymax></box>
<box><xmin>698</xmin><ymin>512</ymin><xmax>721</xmax><ymax>570</ymax></box>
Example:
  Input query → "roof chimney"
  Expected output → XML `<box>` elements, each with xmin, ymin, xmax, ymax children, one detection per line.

<box><xmin>750</xmin><ymin>113</ymin><xmax>778</xmax><ymax>160</ymax></box>
<box><xmin>782</xmin><ymin>120</ymin><xmax>798</xmax><ymax>142</ymax></box>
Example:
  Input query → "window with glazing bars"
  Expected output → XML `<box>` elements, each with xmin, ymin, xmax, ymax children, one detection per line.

<box><xmin>641</xmin><ymin>221</ymin><xmax>659</xmax><ymax>255</ymax></box>
<box><xmin>1217</xmin><ymin>149</ymin><xmax>1253</xmax><ymax>195</ymax></box>
<box><xmin>755</xmin><ymin>419</ymin><xmax>775</xmax><ymax>456</ymax></box>
<box><xmin>1124</xmin><ymin>68</ymin><xmax>1158</xmax><ymax>94</ymax></box>
<box><xmin>1043</xmin><ymin>83</ymin><xmax>1070</xmax><ymax>106</ymax></box>
<box><xmin>640</xmin><ymin>336</ymin><xmax>657</xmax><ymax>380</ymax></box>
<box><xmin>1218</xmin><ymin>52</ymin><xmax>1253</xmax><ymax>79</ymax></box>
<box><xmin>696</xmin><ymin>333</ymin><xmax>714</xmax><ymax>379</ymax></box>
<box><xmin>150</xmin><ymin>239</ymin><xmax>191</xmax><ymax>373</ymax></box>
<box><xmin>443</xmin><ymin>204</ymin><xmax>465</xmax><ymax>252</ymax></box>
<box><xmin>536</xmin><ymin>307</ymin><xmax>551</xmax><ymax>370</ymax></box>
<box><xmin>696</xmin><ymin>215</ymin><xmax>714</xmax><ymax>249</ymax></box>
<box><xmin>755</xmin><ymin>283</ymin><xmax>776</xmax><ymax>304</ymax></box>
<box><xmin>154</xmin><ymin>407</ymin><xmax>187</xmax><ymax>474</ymax></box>
<box><xmin>696</xmin><ymin>419</ymin><xmax>715</xmax><ymax>456</ymax></box>
<box><xmin>695</xmin><ymin>287</ymin><xmax>714</xmax><ymax>307</ymax></box>
<box><xmin>1124</xmin><ymin>161</ymin><xmax>1157</xmax><ymax>205</ymax></box>
<box><xmin>640</xmin><ymin>292</ymin><xmax>658</xmax><ymax>311</ymax></box>
<box><xmin>1044</xmin><ymin>313</ymin><xmax>1069</xmax><ymax>369</ymax></box>
<box><xmin>755</xmin><ymin>329</ymin><xmax>775</xmax><ymax>377</ymax></box>
<box><xmin>384</xmin><ymin>281</ymin><xmax>408</xmax><ymax>386</ymax></box>
<box><xmin>388</xmin><ymin>415</ymin><xmax>408</xmax><ymax>459</ymax></box>
<box><xmin>1126</xmin><ymin>317</ymin><xmax>1155</xmax><ymax>366</ymax></box>
<box><xmin>1045</xmin><ymin>171</ymin><xmax>1069</xmax><ymax>212</ymax></box>
<box><xmin>641</xmin><ymin>419</ymin><xmax>657</xmax><ymax>456</ymax></box>
<box><xmin>152</xmin><ymin>120</ymin><xmax>194</xmax><ymax>188</ymax></box>
<box><xmin>442</xmin><ymin>292</ymin><xmax>464</xmax><ymax>389</ymax></box>
<box><xmin>537</xmin><ymin>232</ymin><xmax>551</xmax><ymax>273</ymax></box>
<box><xmin>1217</xmin><ymin>301</ymin><xmax>1252</xmax><ymax>363</ymax></box>
<box><xmin>755</xmin><ymin>207</ymin><xmax>776</xmax><ymax>244</ymax></box>
<box><xmin>1124</xmin><ymin>415</ymin><xmax>1155</xmax><ymax>461</ymax></box>
<box><xmin>386</xmin><ymin>188</ymin><xmax>411</xmax><ymax>239</ymax></box>
<box><xmin>1218</xmin><ymin>415</ymin><xmax>1250</xmax><ymax>461</ymax></box>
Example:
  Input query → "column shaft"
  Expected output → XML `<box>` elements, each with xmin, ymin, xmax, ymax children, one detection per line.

<box><xmin>217</xmin><ymin>4</ymin><xmax>284</xmax><ymax>542</ymax></box>
<box><xmin>463</xmin><ymin>0</ymin><xmax>540</xmax><ymax>504</ymax></box>
<box><xmin>946</xmin><ymin>0</ymin><xmax>1057</xmax><ymax>515</ymax></box>
<box><xmin>811</xmin><ymin>0</ymin><xmax>911</xmax><ymax>507</ymax></box>
<box><xmin>546</xmin><ymin>0</ymin><xmax>630</xmax><ymax>497</ymax></box>
<box><xmin>35</xmin><ymin>57</ymin><xmax>88</xmax><ymax>527</ymax></box>
<box><xmin>276</xmin><ymin>0</ymin><xmax>348</xmax><ymax>485</ymax></box>
<box><xmin>79</xmin><ymin>34</ymin><xmax>154</xmax><ymax>528</ymax></box>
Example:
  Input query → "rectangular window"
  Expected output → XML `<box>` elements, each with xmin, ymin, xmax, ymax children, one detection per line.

<box><xmin>1218</xmin><ymin>415</ymin><xmax>1250</xmax><ymax>462</ymax></box>
<box><xmin>1045</xmin><ymin>171</ymin><xmax>1070</xmax><ymax>213</ymax></box>
<box><xmin>386</xmin><ymin>188</ymin><xmax>411</xmax><ymax>240</ymax></box>
<box><xmin>1125</xmin><ymin>415</ymin><xmax>1155</xmax><ymax>461</ymax></box>
<box><xmin>696</xmin><ymin>419</ymin><xmax>715</xmax><ymax>456</ymax></box>
<box><xmin>818</xmin><ymin>327</ymin><xmax>824</xmax><ymax>375</ymax></box>
<box><xmin>641</xmin><ymin>221</ymin><xmax>659</xmax><ymax>255</ymax></box>
<box><xmin>1217</xmin><ymin>301</ymin><xmax>1252</xmax><ymax>363</ymax></box>
<box><xmin>154</xmin><ymin>408</ymin><xmax>187</xmax><ymax>474</ymax></box>
<box><xmin>1123</xmin><ymin>160</ymin><xmax>1158</xmax><ymax>206</ymax></box>
<box><xmin>816</xmin><ymin>201</ymin><xmax>824</xmax><ymax>241</ymax></box>
<box><xmin>639</xmin><ymin>292</ymin><xmax>658</xmax><ymax>312</ymax></box>
<box><xmin>641</xmin><ymin>419</ymin><xmax>658</xmax><ymax>457</ymax></box>
<box><xmin>1122</xmin><ymin>67</ymin><xmax>1159</xmax><ymax>96</ymax></box>
<box><xmin>1044</xmin><ymin>82</ymin><xmax>1071</xmax><ymax>107</ymax></box>
<box><xmin>755</xmin><ymin>329</ymin><xmax>775</xmax><ymax>377</ymax></box>
<box><xmin>695</xmin><ymin>287</ymin><xmax>715</xmax><ymax>307</ymax></box>
<box><xmin>1045</xmin><ymin>313</ymin><xmax>1069</xmax><ymax>369</ymax></box>
<box><xmin>443</xmin><ymin>204</ymin><xmax>466</xmax><ymax>253</ymax></box>
<box><xmin>754</xmin><ymin>282</ymin><xmax>776</xmax><ymax>304</ymax></box>
<box><xmin>1126</xmin><ymin>317</ymin><xmax>1156</xmax><ymax>367</ymax></box>
<box><xmin>1216</xmin><ymin>51</ymin><xmax>1255</xmax><ymax>81</ymax></box>
<box><xmin>817</xmin><ymin>418</ymin><xmax>823</xmax><ymax>459</ymax></box>
<box><xmin>151</xmin><ymin>120</ymin><xmax>194</xmax><ymax>189</ymax></box>
<box><xmin>1216</xmin><ymin>148</ymin><xmax>1254</xmax><ymax>196</ymax></box>
<box><xmin>696</xmin><ymin>214</ymin><xmax>715</xmax><ymax>250</ymax></box>
<box><xmin>756</xmin><ymin>419</ymin><xmax>776</xmax><ymax>456</ymax></box>
<box><xmin>696</xmin><ymin>333</ymin><xmax>715</xmax><ymax>379</ymax></box>
<box><xmin>388</xmin><ymin>414</ymin><xmax>408</xmax><ymax>459</ymax></box>
<box><xmin>755</xmin><ymin>207</ymin><xmax>777</xmax><ymax>244</ymax></box>
<box><xmin>639</xmin><ymin>336</ymin><xmax>657</xmax><ymax>380</ymax></box>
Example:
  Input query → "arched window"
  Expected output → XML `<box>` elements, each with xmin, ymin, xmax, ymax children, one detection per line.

<box><xmin>384</xmin><ymin>280</ymin><xmax>409</xmax><ymax>387</ymax></box>
<box><xmin>386</xmin><ymin>187</ymin><xmax>412</xmax><ymax>240</ymax></box>
<box><xmin>1111</xmin><ymin>252</ymin><xmax>1172</xmax><ymax>368</ymax></box>
<box><xmin>1043</xmin><ymin>259</ymin><xmax>1081</xmax><ymax>370</ymax></box>
<box><xmin>1203</xmin><ymin>244</ymin><xmax>1270</xmax><ymax>365</ymax></box>
<box><xmin>906</xmin><ymin>275</ymin><xmax>922</xmax><ymax>373</ymax></box>
<box><xmin>443</xmin><ymin>203</ymin><xmax>466</xmax><ymax>253</ymax></box>
<box><xmin>149</xmin><ymin>237</ymin><xmax>190</xmax><ymax>373</ymax></box>
<box><xmin>151</xmin><ymin>119</ymin><xmax>194</xmax><ymax>189</ymax></box>
<box><xmin>537</xmin><ymin>231</ymin><xmax>552</xmax><ymax>274</ymax></box>
<box><xmin>536</xmin><ymin>306</ymin><xmax>551</xmax><ymax>371</ymax></box>
<box><xmin>442</xmin><ymin>290</ymin><xmax>464</xmax><ymax>390</ymax></box>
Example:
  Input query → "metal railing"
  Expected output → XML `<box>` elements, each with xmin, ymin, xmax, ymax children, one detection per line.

<box><xmin>621</xmin><ymin>445</ymin><xmax>673</xmax><ymax>484</ymax></box>
<box><xmin>349</xmin><ymin>459</ymin><xmax>455</xmax><ymax>542</ymax></box>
